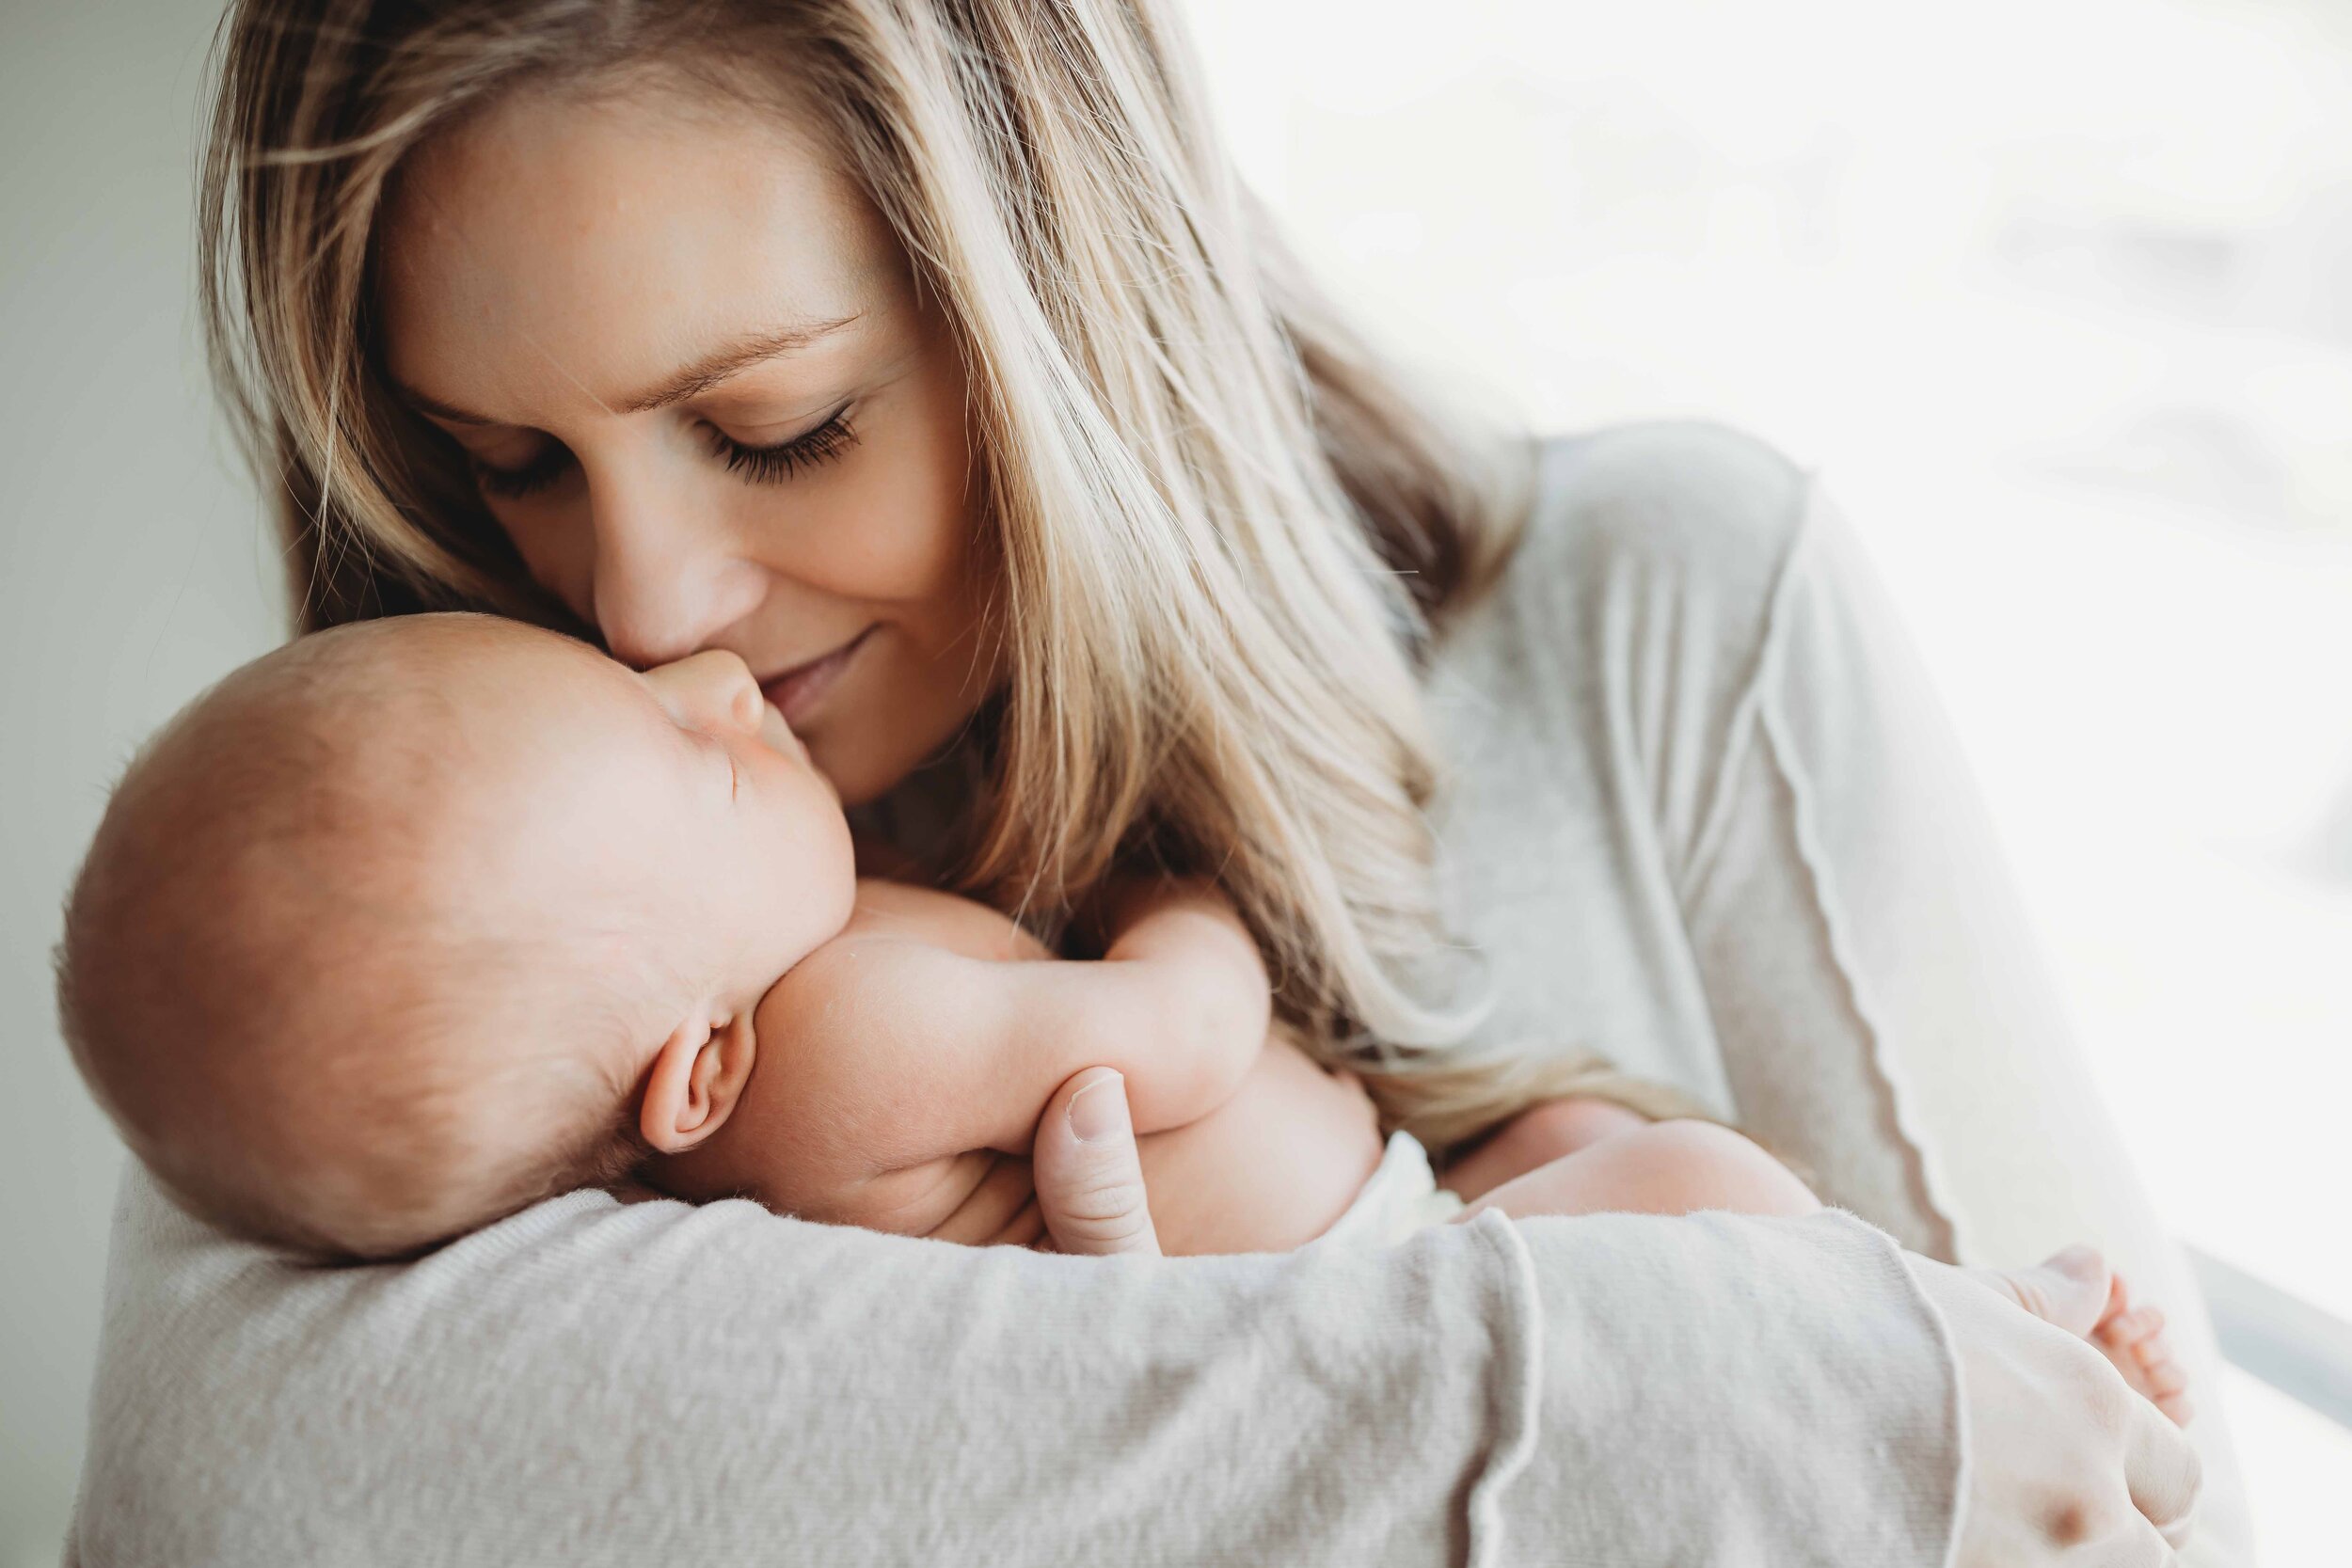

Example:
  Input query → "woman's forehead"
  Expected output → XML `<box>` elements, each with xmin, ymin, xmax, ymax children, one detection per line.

<box><xmin>374</xmin><ymin>75</ymin><xmax>903</xmax><ymax>429</ymax></box>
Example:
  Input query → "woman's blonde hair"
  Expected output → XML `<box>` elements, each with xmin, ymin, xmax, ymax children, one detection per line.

<box><xmin>201</xmin><ymin>0</ymin><xmax>1572</xmax><ymax>1148</ymax></box>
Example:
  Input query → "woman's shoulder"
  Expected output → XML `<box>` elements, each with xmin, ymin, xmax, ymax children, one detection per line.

<box><xmin>1504</xmin><ymin>419</ymin><xmax>1816</xmax><ymax>611</ymax></box>
<box><xmin>1443</xmin><ymin>420</ymin><xmax>1821</xmax><ymax>686</ymax></box>
<box><xmin>1428</xmin><ymin>421</ymin><xmax>1829</xmax><ymax>828</ymax></box>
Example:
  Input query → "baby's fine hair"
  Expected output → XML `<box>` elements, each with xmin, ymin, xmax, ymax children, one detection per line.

<box><xmin>55</xmin><ymin>617</ymin><xmax>652</xmax><ymax>1259</ymax></box>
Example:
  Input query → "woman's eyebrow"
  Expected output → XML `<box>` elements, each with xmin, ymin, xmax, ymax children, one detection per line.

<box><xmin>393</xmin><ymin>312</ymin><xmax>865</xmax><ymax>426</ymax></box>
<box><xmin>616</xmin><ymin>313</ymin><xmax>864</xmax><ymax>414</ymax></box>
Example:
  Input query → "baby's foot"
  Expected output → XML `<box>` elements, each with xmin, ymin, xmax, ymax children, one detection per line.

<box><xmin>2094</xmin><ymin>1270</ymin><xmax>2195</xmax><ymax>1427</ymax></box>
<box><xmin>1968</xmin><ymin>1244</ymin><xmax>2193</xmax><ymax>1427</ymax></box>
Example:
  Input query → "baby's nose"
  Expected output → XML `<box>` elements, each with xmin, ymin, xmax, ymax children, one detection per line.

<box><xmin>651</xmin><ymin>648</ymin><xmax>763</xmax><ymax>735</ymax></box>
<box><xmin>705</xmin><ymin>652</ymin><xmax>765</xmax><ymax>734</ymax></box>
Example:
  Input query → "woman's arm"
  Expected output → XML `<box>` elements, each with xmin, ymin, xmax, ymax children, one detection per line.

<box><xmin>75</xmin><ymin>1153</ymin><xmax>1980</xmax><ymax>1566</ymax></box>
<box><xmin>1602</xmin><ymin>443</ymin><xmax>2252</xmax><ymax>1560</ymax></box>
<box><xmin>1040</xmin><ymin>1069</ymin><xmax>2201</xmax><ymax>1568</ymax></box>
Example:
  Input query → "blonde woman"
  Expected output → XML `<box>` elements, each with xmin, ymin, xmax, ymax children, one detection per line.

<box><xmin>72</xmin><ymin>1</ymin><xmax>2238</xmax><ymax>1563</ymax></box>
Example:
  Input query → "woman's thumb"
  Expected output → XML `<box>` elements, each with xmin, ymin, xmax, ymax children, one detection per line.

<box><xmin>1031</xmin><ymin>1068</ymin><xmax>1161</xmax><ymax>1257</ymax></box>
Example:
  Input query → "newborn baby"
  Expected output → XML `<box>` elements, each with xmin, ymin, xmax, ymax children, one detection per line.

<box><xmin>56</xmin><ymin>614</ymin><xmax>2189</xmax><ymax>1423</ymax></box>
<box><xmin>57</xmin><ymin>614</ymin><xmax>1393</xmax><ymax>1257</ymax></box>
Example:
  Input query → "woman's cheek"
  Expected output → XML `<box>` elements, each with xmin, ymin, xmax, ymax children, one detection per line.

<box><xmin>868</xmin><ymin>367</ymin><xmax>984</xmax><ymax>614</ymax></box>
<box><xmin>777</xmin><ymin>434</ymin><xmax>978</xmax><ymax>614</ymax></box>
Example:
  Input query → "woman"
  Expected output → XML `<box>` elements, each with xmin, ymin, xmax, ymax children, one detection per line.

<box><xmin>72</xmin><ymin>0</ymin><xmax>2237</xmax><ymax>1562</ymax></box>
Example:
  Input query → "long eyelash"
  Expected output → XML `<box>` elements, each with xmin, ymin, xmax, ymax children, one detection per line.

<box><xmin>707</xmin><ymin>406</ymin><xmax>859</xmax><ymax>484</ymax></box>
<box><xmin>468</xmin><ymin>406</ymin><xmax>857</xmax><ymax>499</ymax></box>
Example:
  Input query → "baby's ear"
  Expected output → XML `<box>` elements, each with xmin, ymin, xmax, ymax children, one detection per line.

<box><xmin>639</xmin><ymin>1014</ymin><xmax>757</xmax><ymax>1155</ymax></box>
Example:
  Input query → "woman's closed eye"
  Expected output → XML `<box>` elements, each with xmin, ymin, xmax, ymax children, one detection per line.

<box><xmin>471</xmin><ymin>440</ymin><xmax>575</xmax><ymax>499</ymax></box>
<box><xmin>705</xmin><ymin>404</ymin><xmax>859</xmax><ymax>484</ymax></box>
<box><xmin>466</xmin><ymin>404</ymin><xmax>860</xmax><ymax>499</ymax></box>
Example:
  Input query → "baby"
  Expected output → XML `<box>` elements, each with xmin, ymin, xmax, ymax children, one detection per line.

<box><xmin>56</xmin><ymin>614</ymin><xmax>2189</xmax><ymax>1423</ymax></box>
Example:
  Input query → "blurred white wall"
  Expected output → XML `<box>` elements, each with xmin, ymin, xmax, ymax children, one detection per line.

<box><xmin>1183</xmin><ymin>2</ymin><xmax>2352</xmax><ymax>1556</ymax></box>
<box><xmin>5</xmin><ymin>0</ymin><xmax>2351</xmax><ymax>1561</ymax></box>
<box><xmin>0</xmin><ymin>7</ymin><xmax>278</xmax><ymax>1560</ymax></box>
<box><xmin>1184</xmin><ymin>0</ymin><xmax>2352</xmax><ymax>1310</ymax></box>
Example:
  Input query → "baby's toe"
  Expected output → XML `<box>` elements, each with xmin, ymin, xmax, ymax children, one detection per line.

<box><xmin>2141</xmin><ymin>1355</ymin><xmax>2189</xmax><ymax>1401</ymax></box>
<box><xmin>2144</xmin><ymin>1357</ymin><xmax>2195</xmax><ymax>1427</ymax></box>
<box><xmin>2130</xmin><ymin>1321</ymin><xmax>2174</xmax><ymax>1369</ymax></box>
<box><xmin>2100</xmin><ymin>1310</ymin><xmax>2194</xmax><ymax>1430</ymax></box>
<box><xmin>2099</xmin><ymin>1304</ymin><xmax>2166</xmax><ymax>1351</ymax></box>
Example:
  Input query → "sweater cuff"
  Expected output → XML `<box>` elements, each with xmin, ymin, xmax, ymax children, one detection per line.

<box><xmin>1472</xmin><ymin>1206</ymin><xmax>1963</xmax><ymax>1566</ymax></box>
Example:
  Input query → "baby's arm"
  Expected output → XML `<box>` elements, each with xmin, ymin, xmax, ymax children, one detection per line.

<box><xmin>782</xmin><ymin>879</ymin><xmax>1271</xmax><ymax>1171</ymax></box>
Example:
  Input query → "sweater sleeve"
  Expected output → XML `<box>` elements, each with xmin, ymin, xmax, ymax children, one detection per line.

<box><xmin>71</xmin><ymin>1164</ymin><xmax>1961</xmax><ymax>1566</ymax></box>
<box><xmin>1667</xmin><ymin>465</ymin><xmax>2255</xmax><ymax>1562</ymax></box>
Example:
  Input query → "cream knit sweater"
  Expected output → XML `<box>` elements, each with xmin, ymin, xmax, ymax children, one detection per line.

<box><xmin>68</xmin><ymin>420</ymin><xmax>2249</xmax><ymax>1564</ymax></box>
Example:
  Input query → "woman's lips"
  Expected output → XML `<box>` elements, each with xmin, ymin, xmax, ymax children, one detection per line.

<box><xmin>760</xmin><ymin>626</ymin><xmax>876</xmax><ymax>727</ymax></box>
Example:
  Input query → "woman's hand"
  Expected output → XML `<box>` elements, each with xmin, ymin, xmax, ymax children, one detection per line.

<box><xmin>1913</xmin><ymin>1257</ymin><xmax>2202</xmax><ymax>1563</ymax></box>
<box><xmin>1030</xmin><ymin>1068</ymin><xmax>1161</xmax><ymax>1256</ymax></box>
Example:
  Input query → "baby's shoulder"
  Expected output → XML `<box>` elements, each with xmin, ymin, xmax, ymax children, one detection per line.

<box><xmin>753</xmin><ymin>881</ymin><xmax>1055</xmax><ymax>1076</ymax></box>
<box><xmin>838</xmin><ymin>879</ymin><xmax>1057</xmax><ymax>963</ymax></box>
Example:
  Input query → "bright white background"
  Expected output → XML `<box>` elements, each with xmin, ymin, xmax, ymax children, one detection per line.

<box><xmin>1186</xmin><ymin>0</ymin><xmax>2352</xmax><ymax>1559</ymax></box>
<box><xmin>3</xmin><ymin>1</ymin><xmax>2346</xmax><ymax>1561</ymax></box>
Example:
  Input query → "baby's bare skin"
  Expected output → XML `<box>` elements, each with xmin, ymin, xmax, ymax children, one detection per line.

<box><xmin>649</xmin><ymin>877</ymin><xmax>1388</xmax><ymax>1255</ymax></box>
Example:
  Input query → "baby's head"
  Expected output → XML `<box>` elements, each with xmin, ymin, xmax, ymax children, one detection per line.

<box><xmin>56</xmin><ymin>614</ymin><xmax>854</xmax><ymax>1259</ymax></box>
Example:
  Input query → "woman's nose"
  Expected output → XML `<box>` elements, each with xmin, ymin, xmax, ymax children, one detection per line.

<box><xmin>584</xmin><ymin>463</ymin><xmax>762</xmax><ymax>670</ymax></box>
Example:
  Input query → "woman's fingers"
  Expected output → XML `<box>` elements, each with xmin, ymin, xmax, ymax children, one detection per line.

<box><xmin>2124</xmin><ymin>1391</ymin><xmax>2204</xmax><ymax>1545</ymax></box>
<box><xmin>1030</xmin><ymin>1068</ymin><xmax>1161</xmax><ymax>1257</ymax></box>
